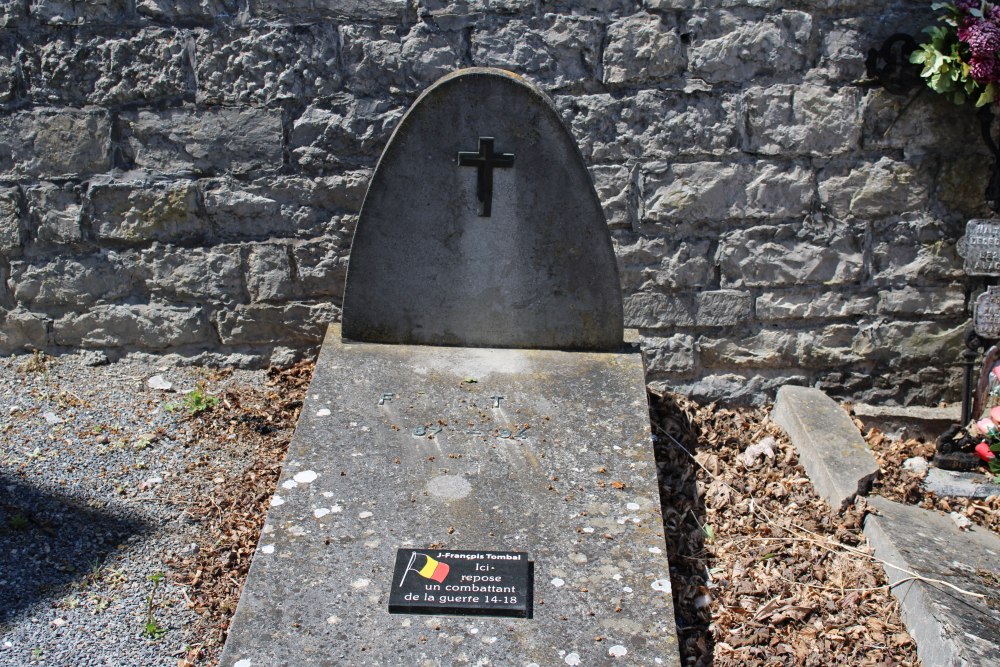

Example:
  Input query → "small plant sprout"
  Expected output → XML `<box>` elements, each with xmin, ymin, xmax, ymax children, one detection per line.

<box><xmin>143</xmin><ymin>570</ymin><xmax>167</xmax><ymax>640</ymax></box>
<box><xmin>167</xmin><ymin>383</ymin><xmax>220</xmax><ymax>416</ymax></box>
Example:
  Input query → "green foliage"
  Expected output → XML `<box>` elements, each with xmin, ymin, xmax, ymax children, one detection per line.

<box><xmin>909</xmin><ymin>2</ymin><xmax>1000</xmax><ymax>107</ymax></box>
<box><xmin>166</xmin><ymin>383</ymin><xmax>219</xmax><ymax>416</ymax></box>
<box><xmin>8</xmin><ymin>513</ymin><xmax>29</xmax><ymax>531</ymax></box>
<box><xmin>143</xmin><ymin>570</ymin><xmax>167</xmax><ymax>640</ymax></box>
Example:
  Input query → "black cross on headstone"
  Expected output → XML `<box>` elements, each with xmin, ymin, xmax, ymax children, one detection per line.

<box><xmin>458</xmin><ymin>136</ymin><xmax>515</xmax><ymax>217</ymax></box>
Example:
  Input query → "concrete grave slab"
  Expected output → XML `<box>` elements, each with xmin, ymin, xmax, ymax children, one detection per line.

<box><xmin>771</xmin><ymin>385</ymin><xmax>880</xmax><ymax>512</ymax></box>
<box><xmin>851</xmin><ymin>402</ymin><xmax>959</xmax><ymax>442</ymax></box>
<box><xmin>923</xmin><ymin>467</ymin><xmax>1000</xmax><ymax>499</ymax></box>
<box><xmin>222</xmin><ymin>67</ymin><xmax>679</xmax><ymax>666</ymax></box>
<box><xmin>219</xmin><ymin>327</ymin><xmax>681</xmax><ymax>666</ymax></box>
<box><xmin>864</xmin><ymin>496</ymin><xmax>1000</xmax><ymax>667</ymax></box>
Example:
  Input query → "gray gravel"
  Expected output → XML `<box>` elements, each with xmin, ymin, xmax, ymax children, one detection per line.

<box><xmin>0</xmin><ymin>352</ymin><xmax>270</xmax><ymax>667</ymax></box>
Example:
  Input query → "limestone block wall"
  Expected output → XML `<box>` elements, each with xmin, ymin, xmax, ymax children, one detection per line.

<box><xmin>0</xmin><ymin>0</ymin><xmax>988</xmax><ymax>405</ymax></box>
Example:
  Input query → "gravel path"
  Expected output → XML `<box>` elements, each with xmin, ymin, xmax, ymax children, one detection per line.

<box><xmin>0</xmin><ymin>352</ymin><xmax>269</xmax><ymax>667</ymax></box>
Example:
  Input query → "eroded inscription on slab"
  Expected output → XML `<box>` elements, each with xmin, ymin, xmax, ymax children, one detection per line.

<box><xmin>975</xmin><ymin>286</ymin><xmax>1000</xmax><ymax>339</ymax></box>
<box><xmin>389</xmin><ymin>549</ymin><xmax>533</xmax><ymax>618</ymax></box>
<box><xmin>962</xmin><ymin>220</ymin><xmax>1000</xmax><ymax>276</ymax></box>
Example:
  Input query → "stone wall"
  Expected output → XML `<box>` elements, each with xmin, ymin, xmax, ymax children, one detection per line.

<box><xmin>0</xmin><ymin>0</ymin><xmax>988</xmax><ymax>405</ymax></box>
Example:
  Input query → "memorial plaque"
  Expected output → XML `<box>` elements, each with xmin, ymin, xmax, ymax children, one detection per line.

<box><xmin>388</xmin><ymin>548</ymin><xmax>533</xmax><ymax>618</ymax></box>
<box><xmin>960</xmin><ymin>219</ymin><xmax>1000</xmax><ymax>276</ymax></box>
<box><xmin>975</xmin><ymin>287</ymin><xmax>1000</xmax><ymax>339</ymax></box>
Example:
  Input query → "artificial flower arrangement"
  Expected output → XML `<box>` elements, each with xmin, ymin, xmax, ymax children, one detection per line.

<box><xmin>971</xmin><ymin>366</ymin><xmax>1000</xmax><ymax>478</ymax></box>
<box><xmin>911</xmin><ymin>1</ymin><xmax>1000</xmax><ymax>107</ymax></box>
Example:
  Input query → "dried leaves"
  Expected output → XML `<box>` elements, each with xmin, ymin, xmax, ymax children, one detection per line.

<box><xmin>166</xmin><ymin>361</ymin><xmax>312</xmax><ymax>665</ymax></box>
<box><xmin>650</xmin><ymin>391</ymin><xmax>919</xmax><ymax>667</ymax></box>
<box><xmin>864</xmin><ymin>424</ymin><xmax>1000</xmax><ymax>534</ymax></box>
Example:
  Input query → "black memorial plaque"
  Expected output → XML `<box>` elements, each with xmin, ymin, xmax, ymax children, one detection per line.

<box><xmin>388</xmin><ymin>548</ymin><xmax>533</xmax><ymax>618</ymax></box>
<box><xmin>976</xmin><ymin>286</ymin><xmax>1000</xmax><ymax>339</ymax></box>
<box><xmin>961</xmin><ymin>219</ymin><xmax>1000</xmax><ymax>276</ymax></box>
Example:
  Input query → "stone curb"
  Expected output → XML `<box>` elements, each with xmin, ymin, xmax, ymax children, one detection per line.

<box><xmin>863</xmin><ymin>497</ymin><xmax>1000</xmax><ymax>667</ymax></box>
<box><xmin>923</xmin><ymin>467</ymin><xmax>1000</xmax><ymax>499</ymax></box>
<box><xmin>771</xmin><ymin>385</ymin><xmax>880</xmax><ymax>512</ymax></box>
<box><xmin>851</xmin><ymin>402</ymin><xmax>960</xmax><ymax>441</ymax></box>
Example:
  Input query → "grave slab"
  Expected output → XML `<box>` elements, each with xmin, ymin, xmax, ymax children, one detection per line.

<box><xmin>851</xmin><ymin>402</ymin><xmax>959</xmax><ymax>442</ymax></box>
<box><xmin>864</xmin><ymin>497</ymin><xmax>1000</xmax><ymax>667</ymax></box>
<box><xmin>923</xmin><ymin>467</ymin><xmax>1000</xmax><ymax>499</ymax></box>
<box><xmin>220</xmin><ymin>326</ymin><xmax>681</xmax><ymax>666</ymax></box>
<box><xmin>771</xmin><ymin>385</ymin><xmax>880</xmax><ymax>512</ymax></box>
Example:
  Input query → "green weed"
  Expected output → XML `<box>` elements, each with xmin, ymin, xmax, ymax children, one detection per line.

<box><xmin>143</xmin><ymin>571</ymin><xmax>167</xmax><ymax>640</ymax></box>
<box><xmin>166</xmin><ymin>384</ymin><xmax>219</xmax><ymax>416</ymax></box>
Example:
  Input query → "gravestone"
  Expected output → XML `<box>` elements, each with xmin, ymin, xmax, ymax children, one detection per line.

<box><xmin>960</xmin><ymin>219</ymin><xmax>1000</xmax><ymax>276</ymax></box>
<box><xmin>220</xmin><ymin>68</ymin><xmax>680</xmax><ymax>666</ymax></box>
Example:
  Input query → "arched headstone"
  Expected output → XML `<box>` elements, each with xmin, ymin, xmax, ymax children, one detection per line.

<box><xmin>342</xmin><ymin>68</ymin><xmax>623</xmax><ymax>351</ymax></box>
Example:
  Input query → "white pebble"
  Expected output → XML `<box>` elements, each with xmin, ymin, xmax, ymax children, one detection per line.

<box><xmin>550</xmin><ymin>577</ymin><xmax>565</xmax><ymax>587</ymax></box>
<box><xmin>651</xmin><ymin>579</ymin><xmax>671</xmax><ymax>593</ymax></box>
<box><xmin>609</xmin><ymin>645</ymin><xmax>628</xmax><ymax>657</ymax></box>
<box><xmin>270</xmin><ymin>495</ymin><xmax>284</xmax><ymax>507</ymax></box>
<box><xmin>626</xmin><ymin>502</ymin><xmax>640</xmax><ymax>510</ymax></box>
<box><xmin>281</xmin><ymin>479</ymin><xmax>298</xmax><ymax>490</ymax></box>
<box><xmin>358</xmin><ymin>511</ymin><xmax>373</xmax><ymax>519</ymax></box>
<box><xmin>950</xmin><ymin>512</ymin><xmax>973</xmax><ymax>531</ymax></box>
<box><xmin>314</xmin><ymin>508</ymin><xmax>330</xmax><ymax>518</ymax></box>
<box><xmin>260</xmin><ymin>544</ymin><xmax>275</xmax><ymax>554</ymax></box>
<box><xmin>565</xmin><ymin>653</ymin><xmax>581</xmax><ymax>666</ymax></box>
<box><xmin>316</xmin><ymin>408</ymin><xmax>331</xmax><ymax>417</ymax></box>
<box><xmin>293</xmin><ymin>470</ymin><xmax>318</xmax><ymax>484</ymax></box>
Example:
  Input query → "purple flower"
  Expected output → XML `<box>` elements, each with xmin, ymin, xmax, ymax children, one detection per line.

<box><xmin>966</xmin><ymin>19</ymin><xmax>1000</xmax><ymax>57</ymax></box>
<box><xmin>970</xmin><ymin>54</ymin><xmax>1000</xmax><ymax>82</ymax></box>
<box><xmin>956</xmin><ymin>0</ymin><xmax>981</xmax><ymax>12</ymax></box>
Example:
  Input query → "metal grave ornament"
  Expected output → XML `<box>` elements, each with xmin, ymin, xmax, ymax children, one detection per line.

<box><xmin>975</xmin><ymin>286</ymin><xmax>1000</xmax><ymax>339</ymax></box>
<box><xmin>388</xmin><ymin>549</ymin><xmax>533</xmax><ymax>618</ymax></box>
<box><xmin>960</xmin><ymin>219</ymin><xmax>1000</xmax><ymax>276</ymax></box>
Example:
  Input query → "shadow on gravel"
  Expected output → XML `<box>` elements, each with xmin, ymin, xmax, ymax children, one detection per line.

<box><xmin>0</xmin><ymin>474</ymin><xmax>149</xmax><ymax>623</ymax></box>
<box><xmin>649</xmin><ymin>391</ymin><xmax>714</xmax><ymax>667</ymax></box>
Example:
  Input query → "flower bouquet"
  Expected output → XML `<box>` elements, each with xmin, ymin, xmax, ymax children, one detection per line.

<box><xmin>971</xmin><ymin>385</ymin><xmax>1000</xmax><ymax>479</ymax></box>
<box><xmin>910</xmin><ymin>1</ymin><xmax>1000</xmax><ymax>107</ymax></box>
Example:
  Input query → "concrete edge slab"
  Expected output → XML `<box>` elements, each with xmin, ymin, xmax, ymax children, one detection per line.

<box><xmin>864</xmin><ymin>496</ymin><xmax>1000</xmax><ymax>666</ymax></box>
<box><xmin>863</xmin><ymin>509</ymin><xmax>962</xmax><ymax>667</ymax></box>
<box><xmin>923</xmin><ymin>467</ymin><xmax>1000</xmax><ymax>499</ymax></box>
<box><xmin>772</xmin><ymin>385</ymin><xmax>880</xmax><ymax>512</ymax></box>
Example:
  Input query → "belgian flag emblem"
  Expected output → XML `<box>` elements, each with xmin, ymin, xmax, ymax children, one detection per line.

<box><xmin>401</xmin><ymin>552</ymin><xmax>450</xmax><ymax>585</ymax></box>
